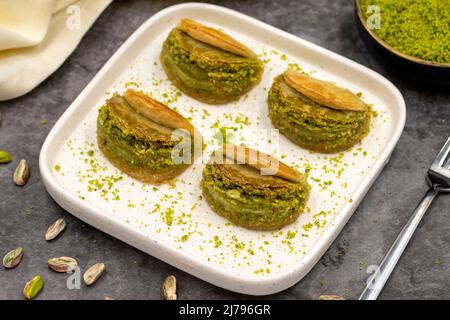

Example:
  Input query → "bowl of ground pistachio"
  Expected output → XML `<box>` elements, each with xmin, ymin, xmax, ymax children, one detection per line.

<box><xmin>355</xmin><ymin>0</ymin><xmax>450</xmax><ymax>86</ymax></box>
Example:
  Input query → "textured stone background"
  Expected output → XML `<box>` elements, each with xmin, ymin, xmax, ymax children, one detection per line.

<box><xmin>0</xmin><ymin>0</ymin><xmax>449</xmax><ymax>300</ymax></box>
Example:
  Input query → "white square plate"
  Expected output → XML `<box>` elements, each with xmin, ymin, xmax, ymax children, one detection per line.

<box><xmin>39</xmin><ymin>3</ymin><xmax>405</xmax><ymax>295</ymax></box>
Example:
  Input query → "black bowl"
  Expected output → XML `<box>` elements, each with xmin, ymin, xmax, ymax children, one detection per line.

<box><xmin>354</xmin><ymin>0</ymin><xmax>450</xmax><ymax>87</ymax></box>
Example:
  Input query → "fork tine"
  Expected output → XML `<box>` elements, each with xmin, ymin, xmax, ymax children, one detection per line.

<box><xmin>433</xmin><ymin>136</ymin><xmax>450</xmax><ymax>168</ymax></box>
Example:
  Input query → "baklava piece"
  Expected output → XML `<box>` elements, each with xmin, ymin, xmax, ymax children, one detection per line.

<box><xmin>201</xmin><ymin>145</ymin><xmax>311</xmax><ymax>230</ymax></box>
<box><xmin>268</xmin><ymin>70</ymin><xmax>371</xmax><ymax>153</ymax></box>
<box><xmin>161</xmin><ymin>19</ymin><xmax>264</xmax><ymax>104</ymax></box>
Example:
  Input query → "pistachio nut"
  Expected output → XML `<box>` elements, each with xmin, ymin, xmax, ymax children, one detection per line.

<box><xmin>23</xmin><ymin>275</ymin><xmax>43</xmax><ymax>299</ymax></box>
<box><xmin>13</xmin><ymin>159</ymin><xmax>30</xmax><ymax>186</ymax></box>
<box><xmin>45</xmin><ymin>218</ymin><xmax>66</xmax><ymax>241</ymax></box>
<box><xmin>83</xmin><ymin>262</ymin><xmax>105</xmax><ymax>286</ymax></box>
<box><xmin>0</xmin><ymin>150</ymin><xmax>12</xmax><ymax>164</ymax></box>
<box><xmin>2</xmin><ymin>247</ymin><xmax>24</xmax><ymax>269</ymax></box>
<box><xmin>47</xmin><ymin>256</ymin><xmax>78</xmax><ymax>273</ymax></box>
<box><xmin>162</xmin><ymin>275</ymin><xmax>177</xmax><ymax>300</ymax></box>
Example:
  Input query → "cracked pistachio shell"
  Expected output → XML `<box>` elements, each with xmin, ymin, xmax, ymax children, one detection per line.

<box><xmin>283</xmin><ymin>70</ymin><xmax>367</xmax><ymax>112</ymax></box>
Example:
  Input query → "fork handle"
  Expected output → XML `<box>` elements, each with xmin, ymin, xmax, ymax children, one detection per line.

<box><xmin>359</xmin><ymin>187</ymin><xmax>440</xmax><ymax>300</ymax></box>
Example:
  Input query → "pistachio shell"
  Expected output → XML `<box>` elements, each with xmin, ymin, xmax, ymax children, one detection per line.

<box><xmin>283</xmin><ymin>70</ymin><xmax>367</xmax><ymax>112</ymax></box>
<box><xmin>161</xmin><ymin>275</ymin><xmax>177</xmax><ymax>300</ymax></box>
<box><xmin>123</xmin><ymin>89</ymin><xmax>196</xmax><ymax>136</ymax></box>
<box><xmin>178</xmin><ymin>19</ymin><xmax>255</xmax><ymax>58</ymax></box>
<box><xmin>222</xmin><ymin>144</ymin><xmax>304</xmax><ymax>183</ymax></box>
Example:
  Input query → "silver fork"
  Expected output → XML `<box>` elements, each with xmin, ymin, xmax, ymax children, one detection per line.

<box><xmin>359</xmin><ymin>136</ymin><xmax>450</xmax><ymax>300</ymax></box>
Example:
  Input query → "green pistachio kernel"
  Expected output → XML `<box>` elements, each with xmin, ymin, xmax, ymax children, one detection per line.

<box><xmin>0</xmin><ymin>150</ymin><xmax>12</xmax><ymax>163</ymax></box>
<box><xmin>23</xmin><ymin>275</ymin><xmax>43</xmax><ymax>299</ymax></box>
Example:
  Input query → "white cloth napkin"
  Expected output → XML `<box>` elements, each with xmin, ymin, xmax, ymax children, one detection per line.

<box><xmin>0</xmin><ymin>0</ymin><xmax>112</xmax><ymax>101</ymax></box>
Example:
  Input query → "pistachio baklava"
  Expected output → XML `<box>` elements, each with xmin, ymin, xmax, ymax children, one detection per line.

<box><xmin>268</xmin><ymin>70</ymin><xmax>371</xmax><ymax>153</ymax></box>
<box><xmin>97</xmin><ymin>89</ymin><xmax>201</xmax><ymax>184</ymax></box>
<box><xmin>161</xmin><ymin>19</ymin><xmax>264</xmax><ymax>104</ymax></box>
<box><xmin>201</xmin><ymin>145</ymin><xmax>311</xmax><ymax>230</ymax></box>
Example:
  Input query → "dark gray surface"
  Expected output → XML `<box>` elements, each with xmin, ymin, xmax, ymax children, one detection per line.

<box><xmin>0</xmin><ymin>0</ymin><xmax>449</xmax><ymax>300</ymax></box>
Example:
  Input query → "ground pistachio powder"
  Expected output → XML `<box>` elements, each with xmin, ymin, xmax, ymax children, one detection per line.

<box><xmin>361</xmin><ymin>0</ymin><xmax>450</xmax><ymax>64</ymax></box>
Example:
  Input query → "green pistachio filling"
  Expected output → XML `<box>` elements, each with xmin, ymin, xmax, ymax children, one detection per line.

<box><xmin>268</xmin><ymin>75</ymin><xmax>371</xmax><ymax>153</ymax></box>
<box><xmin>161</xmin><ymin>28</ymin><xmax>264</xmax><ymax>104</ymax></box>
<box><xmin>97</xmin><ymin>96</ymin><xmax>190</xmax><ymax>183</ymax></box>
<box><xmin>202</xmin><ymin>160</ymin><xmax>311</xmax><ymax>230</ymax></box>
<box><xmin>360</xmin><ymin>0</ymin><xmax>450</xmax><ymax>64</ymax></box>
